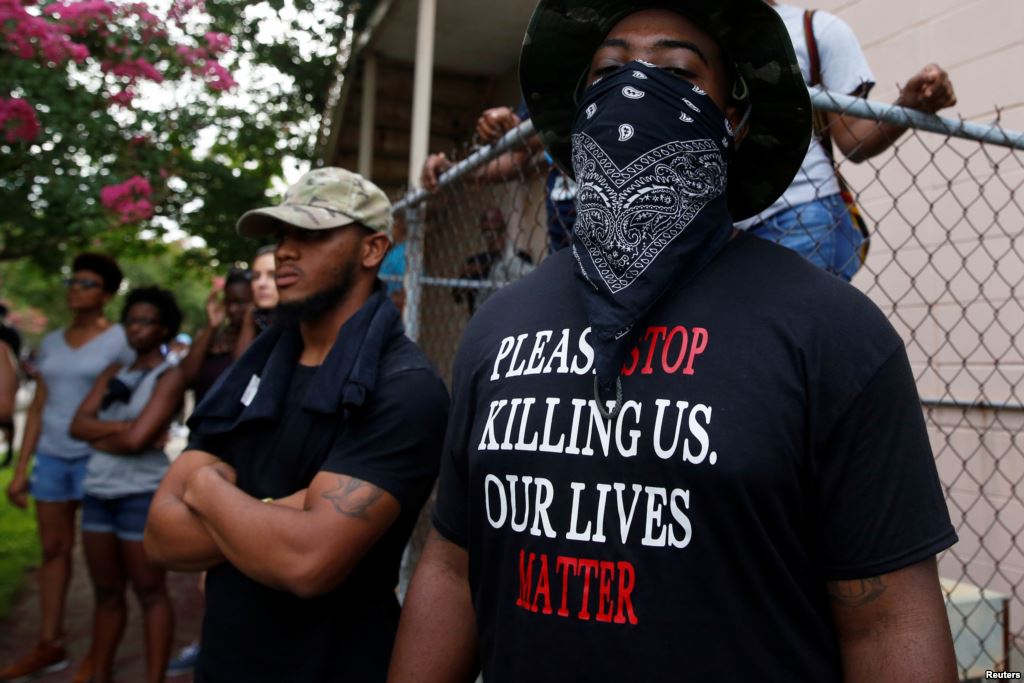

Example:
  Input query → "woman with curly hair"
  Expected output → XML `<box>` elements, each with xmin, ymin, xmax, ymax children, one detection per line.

<box><xmin>69</xmin><ymin>286</ymin><xmax>186</xmax><ymax>683</ymax></box>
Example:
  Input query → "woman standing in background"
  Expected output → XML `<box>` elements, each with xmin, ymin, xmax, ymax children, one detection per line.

<box><xmin>179</xmin><ymin>269</ymin><xmax>251</xmax><ymax>407</ymax></box>
<box><xmin>234</xmin><ymin>245</ymin><xmax>278</xmax><ymax>357</ymax></box>
<box><xmin>1</xmin><ymin>253</ymin><xmax>134</xmax><ymax>682</ymax></box>
<box><xmin>70</xmin><ymin>286</ymin><xmax>185</xmax><ymax>683</ymax></box>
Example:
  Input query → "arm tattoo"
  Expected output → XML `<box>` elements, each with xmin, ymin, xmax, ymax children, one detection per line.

<box><xmin>320</xmin><ymin>475</ymin><xmax>384</xmax><ymax>520</ymax></box>
<box><xmin>827</xmin><ymin>576</ymin><xmax>887</xmax><ymax>607</ymax></box>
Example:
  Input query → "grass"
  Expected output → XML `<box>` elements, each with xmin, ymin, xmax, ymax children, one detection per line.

<box><xmin>0</xmin><ymin>468</ymin><xmax>40</xmax><ymax>620</ymax></box>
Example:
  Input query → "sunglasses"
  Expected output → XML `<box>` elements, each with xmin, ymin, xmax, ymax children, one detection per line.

<box><xmin>63</xmin><ymin>277</ymin><xmax>103</xmax><ymax>290</ymax></box>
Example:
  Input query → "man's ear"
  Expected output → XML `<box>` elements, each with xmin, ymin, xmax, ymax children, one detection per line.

<box><xmin>362</xmin><ymin>232</ymin><xmax>391</xmax><ymax>269</ymax></box>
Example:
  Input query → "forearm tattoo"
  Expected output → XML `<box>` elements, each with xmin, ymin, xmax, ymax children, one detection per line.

<box><xmin>827</xmin><ymin>576</ymin><xmax>887</xmax><ymax>607</ymax></box>
<box><xmin>320</xmin><ymin>476</ymin><xmax>384</xmax><ymax>520</ymax></box>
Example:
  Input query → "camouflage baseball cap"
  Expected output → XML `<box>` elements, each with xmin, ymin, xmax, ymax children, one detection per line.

<box><xmin>519</xmin><ymin>0</ymin><xmax>812</xmax><ymax>221</ymax></box>
<box><xmin>236</xmin><ymin>167</ymin><xmax>393</xmax><ymax>238</ymax></box>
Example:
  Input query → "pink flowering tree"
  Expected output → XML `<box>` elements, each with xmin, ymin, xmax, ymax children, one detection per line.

<box><xmin>2</xmin><ymin>0</ymin><xmax>359</xmax><ymax>267</ymax></box>
<box><xmin>0</xmin><ymin>0</ymin><xmax>242</xmax><ymax>261</ymax></box>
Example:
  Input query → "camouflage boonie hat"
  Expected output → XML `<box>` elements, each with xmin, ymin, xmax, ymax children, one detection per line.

<box><xmin>236</xmin><ymin>167</ymin><xmax>393</xmax><ymax>238</ymax></box>
<box><xmin>519</xmin><ymin>0</ymin><xmax>812</xmax><ymax>221</ymax></box>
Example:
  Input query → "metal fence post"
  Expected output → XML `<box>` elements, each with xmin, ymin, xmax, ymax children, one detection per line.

<box><xmin>403</xmin><ymin>204</ymin><xmax>424</xmax><ymax>342</ymax></box>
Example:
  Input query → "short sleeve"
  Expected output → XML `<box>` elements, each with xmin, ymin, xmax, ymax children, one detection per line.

<box><xmin>186</xmin><ymin>429</ymin><xmax>231</xmax><ymax>464</ymax></box>
<box><xmin>430</xmin><ymin>344</ymin><xmax>476</xmax><ymax>548</ymax></box>
<box><xmin>113</xmin><ymin>325</ymin><xmax>136</xmax><ymax>366</ymax></box>
<box><xmin>813</xmin><ymin>346</ymin><xmax>957</xmax><ymax>579</ymax></box>
<box><xmin>815</xmin><ymin>12</ymin><xmax>875</xmax><ymax>97</ymax></box>
<box><xmin>36</xmin><ymin>331</ymin><xmax>55</xmax><ymax>365</ymax></box>
<box><xmin>321</xmin><ymin>368</ymin><xmax>449</xmax><ymax>510</ymax></box>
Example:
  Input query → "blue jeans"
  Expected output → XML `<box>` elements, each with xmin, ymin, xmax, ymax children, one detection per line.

<box><xmin>82</xmin><ymin>491</ymin><xmax>155</xmax><ymax>541</ymax></box>
<box><xmin>29</xmin><ymin>452</ymin><xmax>89</xmax><ymax>502</ymax></box>
<box><xmin>748</xmin><ymin>194</ymin><xmax>864</xmax><ymax>281</ymax></box>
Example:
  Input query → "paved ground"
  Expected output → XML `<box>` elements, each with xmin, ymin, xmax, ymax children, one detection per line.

<box><xmin>0</xmin><ymin>399</ymin><xmax>199</xmax><ymax>683</ymax></box>
<box><xmin>0</xmin><ymin>543</ymin><xmax>203</xmax><ymax>683</ymax></box>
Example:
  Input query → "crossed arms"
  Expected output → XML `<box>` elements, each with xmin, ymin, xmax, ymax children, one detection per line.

<box><xmin>69</xmin><ymin>363</ymin><xmax>186</xmax><ymax>454</ymax></box>
<box><xmin>144</xmin><ymin>449</ymin><xmax>400</xmax><ymax>598</ymax></box>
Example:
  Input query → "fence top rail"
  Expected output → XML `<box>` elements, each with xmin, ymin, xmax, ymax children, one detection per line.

<box><xmin>392</xmin><ymin>118</ymin><xmax>537</xmax><ymax>213</ymax></box>
<box><xmin>808</xmin><ymin>86</ymin><xmax>1024</xmax><ymax>152</ymax></box>
<box><xmin>392</xmin><ymin>86</ymin><xmax>1024</xmax><ymax>212</ymax></box>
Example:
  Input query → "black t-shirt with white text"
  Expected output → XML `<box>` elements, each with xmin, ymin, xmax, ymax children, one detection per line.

<box><xmin>433</xmin><ymin>234</ymin><xmax>956</xmax><ymax>682</ymax></box>
<box><xmin>191</xmin><ymin>335</ymin><xmax>448</xmax><ymax>683</ymax></box>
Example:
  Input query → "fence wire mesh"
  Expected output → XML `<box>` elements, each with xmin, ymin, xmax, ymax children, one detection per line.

<box><xmin>388</xmin><ymin>89</ymin><xmax>1024</xmax><ymax>679</ymax></box>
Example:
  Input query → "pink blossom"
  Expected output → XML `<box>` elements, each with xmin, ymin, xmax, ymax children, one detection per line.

<box><xmin>67</xmin><ymin>42</ymin><xmax>88</xmax><ymax>61</ymax></box>
<box><xmin>167</xmin><ymin>0</ymin><xmax>203</xmax><ymax>23</ymax></box>
<box><xmin>128</xmin><ymin>2</ymin><xmax>159</xmax><ymax>26</ymax></box>
<box><xmin>0</xmin><ymin>0</ymin><xmax>91</xmax><ymax>64</ymax></box>
<box><xmin>100</xmin><ymin>175</ymin><xmax>154</xmax><ymax>223</ymax></box>
<box><xmin>175</xmin><ymin>44</ymin><xmax>236</xmax><ymax>91</ymax></box>
<box><xmin>204</xmin><ymin>31</ymin><xmax>230</xmax><ymax>56</ymax></box>
<box><xmin>201</xmin><ymin>59</ymin><xmax>236</xmax><ymax>91</ymax></box>
<box><xmin>45</xmin><ymin>0</ymin><xmax>116</xmax><ymax>35</ymax></box>
<box><xmin>175</xmin><ymin>44</ymin><xmax>204</xmax><ymax>66</ymax></box>
<box><xmin>0</xmin><ymin>97</ymin><xmax>41</xmax><ymax>143</ymax></box>
<box><xmin>106</xmin><ymin>57</ymin><xmax>163</xmax><ymax>83</ymax></box>
<box><xmin>107</xmin><ymin>89</ymin><xmax>135</xmax><ymax>107</ymax></box>
<box><xmin>116</xmin><ymin>198</ymin><xmax>153</xmax><ymax>222</ymax></box>
<box><xmin>140</xmin><ymin>26</ymin><xmax>166</xmax><ymax>41</ymax></box>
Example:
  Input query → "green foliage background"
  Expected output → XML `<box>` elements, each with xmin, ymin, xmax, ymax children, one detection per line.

<box><xmin>0</xmin><ymin>469</ymin><xmax>40</xmax><ymax>620</ymax></box>
<box><xmin>0</xmin><ymin>245</ymin><xmax>214</xmax><ymax>346</ymax></box>
<box><xmin>1</xmin><ymin>0</ymin><xmax>374</xmax><ymax>344</ymax></box>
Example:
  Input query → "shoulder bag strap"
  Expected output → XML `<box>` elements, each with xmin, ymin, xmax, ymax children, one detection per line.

<box><xmin>803</xmin><ymin>9</ymin><xmax>836</xmax><ymax>161</ymax></box>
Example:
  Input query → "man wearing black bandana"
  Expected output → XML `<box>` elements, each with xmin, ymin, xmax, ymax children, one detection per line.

<box><xmin>390</xmin><ymin>2</ymin><xmax>957</xmax><ymax>682</ymax></box>
<box><xmin>144</xmin><ymin>168</ymin><xmax>449</xmax><ymax>682</ymax></box>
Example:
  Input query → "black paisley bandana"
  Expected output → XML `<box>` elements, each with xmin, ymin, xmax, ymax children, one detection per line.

<box><xmin>570</xmin><ymin>61</ymin><xmax>736</xmax><ymax>405</ymax></box>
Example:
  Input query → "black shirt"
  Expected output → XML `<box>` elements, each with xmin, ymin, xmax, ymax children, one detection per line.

<box><xmin>190</xmin><ymin>322</ymin><xmax>448</xmax><ymax>683</ymax></box>
<box><xmin>433</xmin><ymin>234</ymin><xmax>956</xmax><ymax>682</ymax></box>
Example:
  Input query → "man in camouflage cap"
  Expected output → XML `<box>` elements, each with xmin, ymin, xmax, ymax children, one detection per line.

<box><xmin>236</xmin><ymin>166</ymin><xmax>394</xmax><ymax>236</ymax></box>
<box><xmin>146</xmin><ymin>167</ymin><xmax>449</xmax><ymax>682</ymax></box>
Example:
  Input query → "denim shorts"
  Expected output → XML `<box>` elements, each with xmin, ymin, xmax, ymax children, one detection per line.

<box><xmin>81</xmin><ymin>491</ymin><xmax>155</xmax><ymax>542</ymax></box>
<box><xmin>29</xmin><ymin>452</ymin><xmax>90</xmax><ymax>503</ymax></box>
<box><xmin>747</xmin><ymin>193</ymin><xmax>864</xmax><ymax>282</ymax></box>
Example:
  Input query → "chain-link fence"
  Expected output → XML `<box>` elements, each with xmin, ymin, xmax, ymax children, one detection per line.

<box><xmin>387</xmin><ymin>88</ymin><xmax>1024</xmax><ymax>679</ymax></box>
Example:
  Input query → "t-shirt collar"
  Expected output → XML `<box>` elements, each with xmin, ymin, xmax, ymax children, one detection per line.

<box><xmin>188</xmin><ymin>289</ymin><xmax>402</xmax><ymax>435</ymax></box>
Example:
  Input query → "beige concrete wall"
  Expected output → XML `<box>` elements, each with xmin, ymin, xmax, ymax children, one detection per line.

<box><xmin>791</xmin><ymin>0</ymin><xmax>1024</xmax><ymax>651</ymax></box>
<box><xmin>807</xmin><ymin>0</ymin><xmax>1023</xmax><ymax>125</ymax></box>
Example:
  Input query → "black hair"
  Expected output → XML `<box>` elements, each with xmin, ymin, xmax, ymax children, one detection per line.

<box><xmin>0</xmin><ymin>324</ymin><xmax>21</xmax><ymax>357</ymax></box>
<box><xmin>255</xmin><ymin>245</ymin><xmax>276</xmax><ymax>259</ymax></box>
<box><xmin>121</xmin><ymin>286</ymin><xmax>182</xmax><ymax>342</ymax></box>
<box><xmin>226</xmin><ymin>266</ymin><xmax>252</xmax><ymax>288</ymax></box>
<box><xmin>72</xmin><ymin>252</ymin><xmax>123</xmax><ymax>294</ymax></box>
